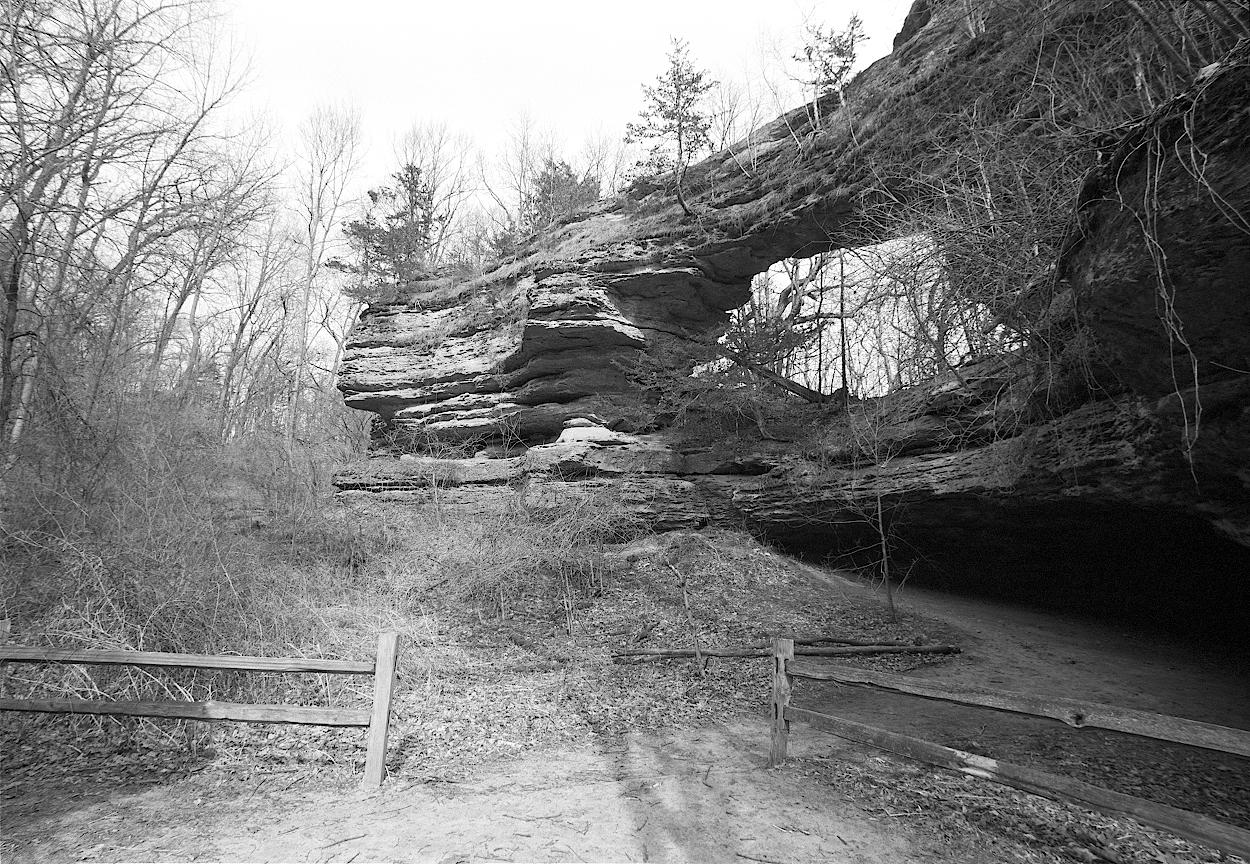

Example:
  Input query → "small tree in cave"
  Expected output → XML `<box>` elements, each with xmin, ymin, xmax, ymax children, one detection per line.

<box><xmin>626</xmin><ymin>37</ymin><xmax>716</xmax><ymax>213</ymax></box>
<box><xmin>843</xmin><ymin>404</ymin><xmax>913</xmax><ymax>620</ymax></box>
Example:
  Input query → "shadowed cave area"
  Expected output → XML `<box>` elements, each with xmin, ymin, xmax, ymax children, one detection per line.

<box><xmin>769</xmin><ymin>503</ymin><xmax>1250</xmax><ymax>642</ymax></box>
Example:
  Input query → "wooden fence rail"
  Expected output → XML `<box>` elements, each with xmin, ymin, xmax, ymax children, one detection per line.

<box><xmin>0</xmin><ymin>632</ymin><xmax>400</xmax><ymax>788</ymax></box>
<box><xmin>786</xmin><ymin>660</ymin><xmax>1250</xmax><ymax>758</ymax></box>
<box><xmin>615</xmin><ymin>644</ymin><xmax>959</xmax><ymax>660</ymax></box>
<box><xmin>769</xmin><ymin>637</ymin><xmax>1250</xmax><ymax>861</ymax></box>
<box><xmin>0</xmin><ymin>646</ymin><xmax>376</xmax><ymax>675</ymax></box>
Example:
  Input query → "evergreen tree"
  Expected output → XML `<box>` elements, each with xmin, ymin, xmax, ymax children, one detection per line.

<box><xmin>520</xmin><ymin>158</ymin><xmax>600</xmax><ymax>234</ymax></box>
<box><xmin>625</xmin><ymin>38</ymin><xmax>716</xmax><ymax>186</ymax></box>
<box><xmin>331</xmin><ymin>164</ymin><xmax>444</xmax><ymax>301</ymax></box>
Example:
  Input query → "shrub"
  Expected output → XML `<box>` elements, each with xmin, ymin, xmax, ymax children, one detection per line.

<box><xmin>0</xmin><ymin>401</ymin><xmax>399</xmax><ymax>711</ymax></box>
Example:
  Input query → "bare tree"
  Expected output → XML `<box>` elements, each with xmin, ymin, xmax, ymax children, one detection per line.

<box><xmin>395</xmin><ymin>121</ymin><xmax>473</xmax><ymax>268</ymax></box>
<box><xmin>0</xmin><ymin>0</ymin><xmax>257</xmax><ymax>464</ymax></box>
<box><xmin>147</xmin><ymin>149</ymin><xmax>276</xmax><ymax>392</ymax></box>
<box><xmin>579</xmin><ymin>129</ymin><xmax>631</xmax><ymax>197</ymax></box>
<box><xmin>480</xmin><ymin>115</ymin><xmax>613</xmax><ymax>255</ymax></box>
<box><xmin>209</xmin><ymin>218</ymin><xmax>296</xmax><ymax>439</ymax></box>
<box><xmin>287</xmin><ymin>104</ymin><xmax>359</xmax><ymax>449</ymax></box>
<box><xmin>480</xmin><ymin>113</ymin><xmax>556</xmax><ymax>246</ymax></box>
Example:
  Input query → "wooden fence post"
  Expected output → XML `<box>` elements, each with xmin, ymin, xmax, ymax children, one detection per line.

<box><xmin>362</xmin><ymin>631</ymin><xmax>400</xmax><ymax>788</ymax></box>
<box><xmin>0</xmin><ymin>620</ymin><xmax>10</xmax><ymax>698</ymax></box>
<box><xmin>768</xmin><ymin>637</ymin><xmax>794</xmax><ymax>768</ymax></box>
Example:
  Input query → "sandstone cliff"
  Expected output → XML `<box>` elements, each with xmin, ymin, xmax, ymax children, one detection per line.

<box><xmin>336</xmin><ymin>1</ymin><xmax>1250</xmax><ymax>627</ymax></box>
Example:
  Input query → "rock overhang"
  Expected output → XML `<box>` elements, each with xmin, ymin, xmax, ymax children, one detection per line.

<box><xmin>333</xmin><ymin>0</ymin><xmax>1250</xmax><ymax>627</ymax></box>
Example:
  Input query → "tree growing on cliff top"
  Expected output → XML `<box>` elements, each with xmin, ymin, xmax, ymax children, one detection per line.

<box><xmin>626</xmin><ymin>38</ymin><xmax>716</xmax><ymax>214</ymax></box>
<box><xmin>794</xmin><ymin>15</ymin><xmax>866</xmax><ymax>129</ymax></box>
<box><xmin>520</xmin><ymin>158</ymin><xmax>601</xmax><ymax>235</ymax></box>
<box><xmin>331</xmin><ymin>163</ymin><xmax>442</xmax><ymax>301</ymax></box>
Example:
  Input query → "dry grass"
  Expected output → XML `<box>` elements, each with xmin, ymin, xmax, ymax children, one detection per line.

<box><xmin>350</xmin><ymin>522</ymin><xmax>955</xmax><ymax>782</ymax></box>
<box><xmin>0</xmin><ymin>406</ymin><xmax>948</xmax><ymax>785</ymax></box>
<box><xmin>5</xmin><ymin>463</ymin><xmax>1233</xmax><ymax>864</ymax></box>
<box><xmin>1</xmin><ymin>453</ymin><xmax>950</xmax><ymax>784</ymax></box>
<box><xmin>0</xmin><ymin>405</ymin><xmax>396</xmax><ymax>711</ymax></box>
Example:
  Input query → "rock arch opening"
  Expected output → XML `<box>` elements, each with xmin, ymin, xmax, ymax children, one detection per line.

<box><xmin>717</xmin><ymin>237</ymin><xmax>1021</xmax><ymax>402</ymax></box>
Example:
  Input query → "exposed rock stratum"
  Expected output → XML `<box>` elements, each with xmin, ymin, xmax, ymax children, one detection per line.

<box><xmin>336</xmin><ymin>1</ymin><xmax>1250</xmax><ymax>630</ymax></box>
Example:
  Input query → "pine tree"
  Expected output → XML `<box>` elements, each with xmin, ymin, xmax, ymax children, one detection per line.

<box><xmin>520</xmin><ymin>159</ymin><xmax>600</xmax><ymax>234</ymax></box>
<box><xmin>330</xmin><ymin>164</ymin><xmax>443</xmax><ymax>302</ymax></box>
<box><xmin>625</xmin><ymin>37</ymin><xmax>716</xmax><ymax>211</ymax></box>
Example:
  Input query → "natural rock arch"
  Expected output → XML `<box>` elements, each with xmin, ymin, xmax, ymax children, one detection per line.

<box><xmin>336</xmin><ymin>0</ymin><xmax>1250</xmax><ymax>634</ymax></box>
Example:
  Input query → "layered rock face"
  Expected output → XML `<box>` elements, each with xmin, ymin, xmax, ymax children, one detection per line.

<box><xmin>336</xmin><ymin>1</ymin><xmax>1250</xmax><ymax>629</ymax></box>
<box><xmin>338</xmin><ymin>257</ymin><xmax>748</xmax><ymax>445</ymax></box>
<box><xmin>338</xmin><ymin>0</ymin><xmax>990</xmax><ymax>446</ymax></box>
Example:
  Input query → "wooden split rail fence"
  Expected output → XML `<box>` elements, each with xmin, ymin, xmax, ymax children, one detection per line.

<box><xmin>767</xmin><ymin>637</ymin><xmax>1250</xmax><ymax>861</ymax></box>
<box><xmin>0</xmin><ymin>632</ymin><xmax>400</xmax><ymax>788</ymax></box>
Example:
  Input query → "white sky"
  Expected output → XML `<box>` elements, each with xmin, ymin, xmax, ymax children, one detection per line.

<box><xmin>220</xmin><ymin>0</ymin><xmax>914</xmax><ymax>188</ymax></box>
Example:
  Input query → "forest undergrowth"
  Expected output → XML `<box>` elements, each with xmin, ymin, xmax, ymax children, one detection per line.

<box><xmin>0</xmin><ymin>411</ymin><xmax>947</xmax><ymax>788</ymax></box>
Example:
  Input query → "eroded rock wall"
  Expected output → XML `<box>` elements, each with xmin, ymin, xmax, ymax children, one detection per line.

<box><xmin>338</xmin><ymin>0</ymin><xmax>1046</xmax><ymax>447</ymax></box>
<box><xmin>335</xmin><ymin>2</ymin><xmax>1250</xmax><ymax>626</ymax></box>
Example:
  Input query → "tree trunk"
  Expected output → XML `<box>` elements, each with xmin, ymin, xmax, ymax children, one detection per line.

<box><xmin>838</xmin><ymin>251</ymin><xmax>850</xmax><ymax>396</ymax></box>
<box><xmin>715</xmin><ymin>345</ymin><xmax>829</xmax><ymax>404</ymax></box>
<box><xmin>0</xmin><ymin>208</ymin><xmax>32</xmax><ymax>445</ymax></box>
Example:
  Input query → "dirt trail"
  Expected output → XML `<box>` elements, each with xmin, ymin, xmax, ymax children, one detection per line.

<box><xmin>794</xmin><ymin>571</ymin><xmax>1250</xmax><ymax>836</ymax></box>
<box><xmin>6</xmin><ymin>723</ymin><xmax>926</xmax><ymax>864</ymax></box>
<box><xmin>5</xmin><ymin>568</ymin><xmax>1248</xmax><ymax>864</ymax></box>
<box><xmin>891</xmin><ymin>581</ymin><xmax>1250</xmax><ymax>726</ymax></box>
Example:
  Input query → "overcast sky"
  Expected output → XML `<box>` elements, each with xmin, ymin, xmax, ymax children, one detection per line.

<box><xmin>220</xmin><ymin>0</ymin><xmax>914</xmax><ymax>186</ymax></box>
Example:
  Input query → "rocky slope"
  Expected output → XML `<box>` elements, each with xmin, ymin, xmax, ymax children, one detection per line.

<box><xmin>336</xmin><ymin>1</ymin><xmax>1250</xmax><ymax>629</ymax></box>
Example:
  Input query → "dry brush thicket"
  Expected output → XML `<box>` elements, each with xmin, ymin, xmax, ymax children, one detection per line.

<box><xmin>1</xmin><ymin>0</ymin><xmax>363</xmax><ymax>696</ymax></box>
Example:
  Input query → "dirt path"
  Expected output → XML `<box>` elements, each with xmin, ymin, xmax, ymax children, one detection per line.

<box><xmin>6</xmin><ymin>722</ymin><xmax>935</xmax><ymax>864</ymax></box>
<box><xmin>891</xmin><ymin>581</ymin><xmax>1250</xmax><ymax>725</ymax></box>
<box><xmin>5</xmin><ymin>566</ymin><xmax>1247</xmax><ymax>864</ymax></box>
<box><xmin>794</xmin><ymin>572</ymin><xmax>1250</xmax><ymax>835</ymax></box>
